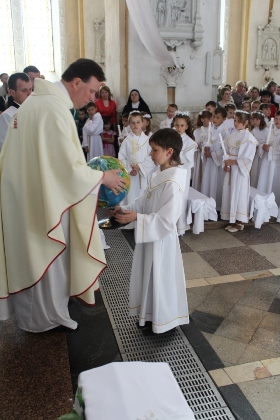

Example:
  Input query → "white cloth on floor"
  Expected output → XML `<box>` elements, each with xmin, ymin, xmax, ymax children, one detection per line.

<box><xmin>74</xmin><ymin>362</ymin><xmax>195</xmax><ymax>420</ymax></box>
<box><xmin>249</xmin><ymin>187</ymin><xmax>278</xmax><ymax>229</ymax></box>
<box><xmin>187</xmin><ymin>187</ymin><xmax>217</xmax><ymax>234</ymax></box>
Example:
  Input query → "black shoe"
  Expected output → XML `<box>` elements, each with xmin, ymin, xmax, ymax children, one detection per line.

<box><xmin>53</xmin><ymin>324</ymin><xmax>80</xmax><ymax>333</ymax></box>
<box><xmin>136</xmin><ymin>321</ymin><xmax>152</xmax><ymax>331</ymax></box>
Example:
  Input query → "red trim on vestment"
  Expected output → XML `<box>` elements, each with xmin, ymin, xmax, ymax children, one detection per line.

<box><xmin>5</xmin><ymin>172</ymin><xmax>106</xmax><ymax>299</ymax></box>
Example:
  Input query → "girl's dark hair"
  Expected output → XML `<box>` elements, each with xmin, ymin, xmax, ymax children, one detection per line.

<box><xmin>235</xmin><ymin>111</ymin><xmax>250</xmax><ymax>126</ymax></box>
<box><xmin>275</xmin><ymin>110</ymin><xmax>280</xmax><ymax>117</ymax></box>
<box><xmin>224</xmin><ymin>103</ymin><xmax>236</xmax><ymax>111</ymax></box>
<box><xmin>259</xmin><ymin>103</ymin><xmax>271</xmax><ymax>110</ymax></box>
<box><xmin>141</xmin><ymin>112</ymin><xmax>152</xmax><ymax>136</ymax></box>
<box><xmin>196</xmin><ymin>110</ymin><xmax>212</xmax><ymax>128</ymax></box>
<box><xmin>62</xmin><ymin>58</ymin><xmax>106</xmax><ymax>83</ymax></box>
<box><xmin>86</xmin><ymin>101</ymin><xmax>96</xmax><ymax>109</ymax></box>
<box><xmin>122</xmin><ymin>113</ymin><xmax>129</xmax><ymax>119</ymax></box>
<box><xmin>172</xmin><ymin>113</ymin><xmax>194</xmax><ymax>139</ymax></box>
<box><xmin>205</xmin><ymin>101</ymin><xmax>216</xmax><ymax>108</ymax></box>
<box><xmin>78</xmin><ymin>106</ymin><xmax>87</xmax><ymax>113</ymax></box>
<box><xmin>220</xmin><ymin>87</ymin><xmax>231</xmax><ymax>96</ymax></box>
<box><xmin>251</xmin><ymin>111</ymin><xmax>267</xmax><ymax>130</ymax></box>
<box><xmin>149</xmin><ymin>128</ymin><xmax>182</xmax><ymax>166</ymax></box>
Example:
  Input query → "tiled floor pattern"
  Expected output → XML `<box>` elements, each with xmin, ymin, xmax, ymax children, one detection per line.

<box><xmin>180</xmin><ymin>222</ymin><xmax>280</xmax><ymax>419</ymax></box>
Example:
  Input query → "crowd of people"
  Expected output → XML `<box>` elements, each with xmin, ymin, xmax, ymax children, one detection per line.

<box><xmin>0</xmin><ymin>66</ymin><xmax>280</xmax><ymax>336</ymax></box>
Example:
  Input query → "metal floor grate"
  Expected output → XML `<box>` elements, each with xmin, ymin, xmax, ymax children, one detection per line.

<box><xmin>99</xmin><ymin>227</ymin><xmax>234</xmax><ymax>419</ymax></box>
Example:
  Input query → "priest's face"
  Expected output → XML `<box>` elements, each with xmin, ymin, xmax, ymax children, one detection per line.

<box><xmin>72</xmin><ymin>76</ymin><xmax>102</xmax><ymax>108</ymax></box>
<box><xmin>11</xmin><ymin>79</ymin><xmax>32</xmax><ymax>104</ymax></box>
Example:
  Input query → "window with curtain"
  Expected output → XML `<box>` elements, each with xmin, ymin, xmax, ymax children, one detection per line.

<box><xmin>0</xmin><ymin>0</ymin><xmax>54</xmax><ymax>75</ymax></box>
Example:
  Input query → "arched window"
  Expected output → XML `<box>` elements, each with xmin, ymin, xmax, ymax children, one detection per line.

<box><xmin>0</xmin><ymin>0</ymin><xmax>64</xmax><ymax>79</ymax></box>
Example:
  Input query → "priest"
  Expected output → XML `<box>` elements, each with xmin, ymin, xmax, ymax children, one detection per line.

<box><xmin>0</xmin><ymin>59</ymin><xmax>126</xmax><ymax>333</ymax></box>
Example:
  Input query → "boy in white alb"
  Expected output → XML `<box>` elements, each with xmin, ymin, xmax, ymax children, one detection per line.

<box><xmin>221</xmin><ymin>111</ymin><xmax>258</xmax><ymax>232</ymax></box>
<box><xmin>82</xmin><ymin>101</ymin><xmax>103</xmax><ymax>161</ymax></box>
<box><xmin>114</xmin><ymin>128</ymin><xmax>189</xmax><ymax>334</ymax></box>
<box><xmin>257</xmin><ymin>111</ymin><xmax>280</xmax><ymax>206</ymax></box>
<box><xmin>201</xmin><ymin>107</ymin><xmax>227</xmax><ymax>210</ymax></box>
<box><xmin>159</xmin><ymin>104</ymin><xmax>178</xmax><ymax>129</ymax></box>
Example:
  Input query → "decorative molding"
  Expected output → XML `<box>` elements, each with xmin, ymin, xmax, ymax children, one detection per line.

<box><xmin>255</xmin><ymin>11</ymin><xmax>280</xmax><ymax>71</ymax></box>
<box><xmin>58</xmin><ymin>0</ymin><xmax>67</xmax><ymax>72</ymax></box>
<box><xmin>212</xmin><ymin>47</ymin><xmax>223</xmax><ymax>84</ymax></box>
<box><xmin>94</xmin><ymin>19</ymin><xmax>105</xmax><ymax>64</ymax></box>
<box><xmin>10</xmin><ymin>0</ymin><xmax>25</xmax><ymax>71</ymax></box>
<box><xmin>151</xmin><ymin>0</ymin><xmax>204</xmax><ymax>49</ymax></box>
<box><xmin>222</xmin><ymin>0</ymin><xmax>230</xmax><ymax>83</ymax></box>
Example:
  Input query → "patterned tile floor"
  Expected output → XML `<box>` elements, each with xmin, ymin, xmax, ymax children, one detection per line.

<box><xmin>0</xmin><ymin>220</ymin><xmax>280</xmax><ymax>419</ymax></box>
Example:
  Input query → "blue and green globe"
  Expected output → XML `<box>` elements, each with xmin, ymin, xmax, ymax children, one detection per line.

<box><xmin>88</xmin><ymin>156</ymin><xmax>130</xmax><ymax>207</ymax></box>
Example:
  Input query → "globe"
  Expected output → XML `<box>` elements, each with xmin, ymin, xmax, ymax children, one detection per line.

<box><xmin>87</xmin><ymin>156</ymin><xmax>130</xmax><ymax>208</ymax></box>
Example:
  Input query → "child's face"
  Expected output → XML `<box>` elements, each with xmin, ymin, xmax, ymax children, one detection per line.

<box><xmin>212</xmin><ymin>113</ymin><xmax>225</xmax><ymax>127</ymax></box>
<box><xmin>142</xmin><ymin>119</ymin><xmax>149</xmax><ymax>130</ymax></box>
<box><xmin>130</xmin><ymin>116</ymin><xmax>143</xmax><ymax>135</ymax></box>
<box><xmin>167</xmin><ymin>106</ymin><xmax>177</xmax><ymax>119</ymax></box>
<box><xmin>201</xmin><ymin>117</ymin><xmax>211</xmax><ymax>127</ymax></box>
<box><xmin>274</xmin><ymin>115</ymin><xmax>280</xmax><ymax>129</ymax></box>
<box><xmin>261</xmin><ymin>95</ymin><xmax>270</xmax><ymax>103</ymax></box>
<box><xmin>262</xmin><ymin>107</ymin><xmax>271</xmax><ymax>117</ymax></box>
<box><xmin>206</xmin><ymin>105</ymin><xmax>216</xmax><ymax>113</ymax></box>
<box><xmin>104</xmin><ymin>123</ymin><xmax>111</xmax><ymax>131</ymax></box>
<box><xmin>234</xmin><ymin>117</ymin><xmax>247</xmax><ymax>130</ymax></box>
<box><xmin>78</xmin><ymin>111</ymin><xmax>86</xmax><ymax>120</ymax></box>
<box><xmin>122</xmin><ymin>117</ymin><xmax>129</xmax><ymax>127</ymax></box>
<box><xmin>87</xmin><ymin>106</ymin><xmax>97</xmax><ymax>118</ymax></box>
<box><xmin>251</xmin><ymin>89</ymin><xmax>259</xmax><ymax>100</ymax></box>
<box><xmin>174</xmin><ymin>117</ymin><xmax>188</xmax><ymax>134</ymax></box>
<box><xmin>251</xmin><ymin>103</ymin><xmax>260</xmax><ymax>111</ymax></box>
<box><xmin>251</xmin><ymin>117</ymin><xmax>260</xmax><ymax>127</ymax></box>
<box><xmin>241</xmin><ymin>103</ymin><xmax>251</xmax><ymax>112</ymax></box>
<box><xmin>227</xmin><ymin>109</ymin><xmax>235</xmax><ymax>119</ymax></box>
<box><xmin>149</xmin><ymin>141</ymin><xmax>172</xmax><ymax>168</ymax></box>
<box><xmin>276</xmin><ymin>87</ymin><xmax>280</xmax><ymax>96</ymax></box>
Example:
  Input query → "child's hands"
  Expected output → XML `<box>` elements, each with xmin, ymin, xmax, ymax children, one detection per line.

<box><xmin>262</xmin><ymin>144</ymin><xmax>270</xmax><ymax>152</ymax></box>
<box><xmin>131</xmin><ymin>164</ymin><xmax>140</xmax><ymax>172</ymax></box>
<box><xmin>204</xmin><ymin>149</ymin><xmax>212</xmax><ymax>158</ymax></box>
<box><xmin>224</xmin><ymin>165</ymin><xmax>231</xmax><ymax>173</ymax></box>
<box><xmin>115</xmin><ymin>210</ymin><xmax>137</xmax><ymax>224</ymax></box>
<box><xmin>130</xmin><ymin>170</ymin><xmax>138</xmax><ymax>176</ymax></box>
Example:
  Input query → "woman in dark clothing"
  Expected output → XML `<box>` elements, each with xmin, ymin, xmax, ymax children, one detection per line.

<box><xmin>122</xmin><ymin>89</ymin><xmax>151</xmax><ymax>116</ymax></box>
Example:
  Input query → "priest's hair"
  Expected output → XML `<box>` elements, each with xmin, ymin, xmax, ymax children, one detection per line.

<box><xmin>62</xmin><ymin>59</ymin><xmax>106</xmax><ymax>83</ymax></box>
<box><xmin>149</xmin><ymin>128</ymin><xmax>182</xmax><ymax>166</ymax></box>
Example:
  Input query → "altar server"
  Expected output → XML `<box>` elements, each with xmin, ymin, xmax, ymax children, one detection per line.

<box><xmin>221</xmin><ymin>111</ymin><xmax>258</xmax><ymax>232</ymax></box>
<box><xmin>82</xmin><ymin>101</ymin><xmax>103</xmax><ymax>161</ymax></box>
<box><xmin>250</xmin><ymin>111</ymin><xmax>268</xmax><ymax>188</ymax></box>
<box><xmin>114</xmin><ymin>128</ymin><xmax>189</xmax><ymax>334</ymax></box>
<box><xmin>257</xmin><ymin>110</ymin><xmax>280</xmax><ymax>206</ymax></box>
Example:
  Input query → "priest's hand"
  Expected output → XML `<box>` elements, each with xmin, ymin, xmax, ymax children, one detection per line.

<box><xmin>115</xmin><ymin>210</ymin><xmax>137</xmax><ymax>224</ymax></box>
<box><xmin>262</xmin><ymin>144</ymin><xmax>270</xmax><ymax>152</ymax></box>
<box><xmin>103</xmin><ymin>170</ymin><xmax>126</xmax><ymax>195</ymax></box>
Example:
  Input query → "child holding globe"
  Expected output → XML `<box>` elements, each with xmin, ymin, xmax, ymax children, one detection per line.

<box><xmin>113</xmin><ymin>128</ymin><xmax>189</xmax><ymax>334</ymax></box>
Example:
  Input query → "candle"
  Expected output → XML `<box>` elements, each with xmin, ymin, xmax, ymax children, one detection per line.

<box><xmin>219</xmin><ymin>134</ymin><xmax>226</xmax><ymax>155</ymax></box>
<box><xmin>132</xmin><ymin>138</ymin><xmax>137</xmax><ymax>165</ymax></box>
<box><xmin>266</xmin><ymin>118</ymin><xmax>274</xmax><ymax>144</ymax></box>
<box><xmin>207</xmin><ymin>122</ymin><xmax>211</xmax><ymax>144</ymax></box>
<box><xmin>117</xmin><ymin>125</ymin><xmax>122</xmax><ymax>137</ymax></box>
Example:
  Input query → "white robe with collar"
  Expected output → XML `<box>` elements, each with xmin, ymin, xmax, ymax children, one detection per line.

<box><xmin>250</xmin><ymin>126</ymin><xmax>269</xmax><ymax>188</ymax></box>
<box><xmin>122</xmin><ymin>167</ymin><xmax>189</xmax><ymax>334</ymax></box>
<box><xmin>82</xmin><ymin>112</ymin><xmax>104</xmax><ymax>161</ymax></box>
<box><xmin>201</xmin><ymin>122</ymin><xmax>227</xmax><ymax>210</ymax></box>
<box><xmin>257</xmin><ymin>127</ymin><xmax>280</xmax><ymax>205</ymax></box>
<box><xmin>177</xmin><ymin>133</ymin><xmax>197</xmax><ymax>235</ymax></box>
<box><xmin>0</xmin><ymin>106</ymin><xmax>18</xmax><ymax>151</ymax></box>
<box><xmin>221</xmin><ymin>129</ymin><xmax>258</xmax><ymax>223</ymax></box>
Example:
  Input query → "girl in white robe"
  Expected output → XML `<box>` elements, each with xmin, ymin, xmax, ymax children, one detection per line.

<box><xmin>82</xmin><ymin>102</ymin><xmax>103</xmax><ymax>161</ymax></box>
<box><xmin>221</xmin><ymin>111</ymin><xmax>258</xmax><ymax>232</ymax></box>
<box><xmin>250</xmin><ymin>111</ymin><xmax>268</xmax><ymax>188</ymax></box>
<box><xmin>114</xmin><ymin>128</ymin><xmax>189</xmax><ymax>334</ymax></box>
<box><xmin>257</xmin><ymin>111</ymin><xmax>280</xmax><ymax>206</ymax></box>
<box><xmin>118</xmin><ymin>111</ymin><xmax>155</xmax><ymax>206</ymax></box>
<box><xmin>172</xmin><ymin>111</ymin><xmax>197</xmax><ymax>235</ymax></box>
<box><xmin>192</xmin><ymin>110</ymin><xmax>212</xmax><ymax>192</ymax></box>
<box><xmin>201</xmin><ymin>108</ymin><xmax>228</xmax><ymax>210</ymax></box>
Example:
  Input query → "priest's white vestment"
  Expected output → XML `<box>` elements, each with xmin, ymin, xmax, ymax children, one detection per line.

<box><xmin>122</xmin><ymin>167</ymin><xmax>189</xmax><ymax>334</ymax></box>
<box><xmin>177</xmin><ymin>133</ymin><xmax>197</xmax><ymax>235</ymax></box>
<box><xmin>221</xmin><ymin>129</ymin><xmax>258</xmax><ymax>223</ymax></box>
<box><xmin>82</xmin><ymin>112</ymin><xmax>104</xmax><ymax>161</ymax></box>
<box><xmin>0</xmin><ymin>79</ymin><xmax>106</xmax><ymax>332</ymax></box>
<box><xmin>201</xmin><ymin>123</ymin><xmax>227</xmax><ymax>210</ymax></box>
<box><xmin>257</xmin><ymin>127</ymin><xmax>280</xmax><ymax>206</ymax></box>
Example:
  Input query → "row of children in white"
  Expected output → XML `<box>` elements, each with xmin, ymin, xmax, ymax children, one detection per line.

<box><xmin>192</xmin><ymin>108</ymin><xmax>280</xmax><ymax>230</ymax></box>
